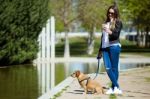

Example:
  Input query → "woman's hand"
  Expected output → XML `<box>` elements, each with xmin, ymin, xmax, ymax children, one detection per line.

<box><xmin>102</xmin><ymin>24</ymin><xmax>112</xmax><ymax>35</ymax></box>
<box><xmin>97</xmin><ymin>50</ymin><xmax>102</xmax><ymax>59</ymax></box>
<box><xmin>104</xmin><ymin>28</ymin><xmax>112</xmax><ymax>35</ymax></box>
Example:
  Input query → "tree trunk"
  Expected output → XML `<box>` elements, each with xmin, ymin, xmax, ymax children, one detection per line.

<box><xmin>87</xmin><ymin>27</ymin><xmax>95</xmax><ymax>55</ymax></box>
<box><xmin>136</xmin><ymin>25</ymin><xmax>141</xmax><ymax>47</ymax></box>
<box><xmin>143</xmin><ymin>32</ymin><xmax>146</xmax><ymax>47</ymax></box>
<box><xmin>64</xmin><ymin>30</ymin><xmax>70</xmax><ymax>58</ymax></box>
<box><xmin>145</xmin><ymin>26</ymin><xmax>149</xmax><ymax>47</ymax></box>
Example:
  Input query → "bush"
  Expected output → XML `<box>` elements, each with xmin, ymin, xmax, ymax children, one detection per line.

<box><xmin>0</xmin><ymin>0</ymin><xmax>50</xmax><ymax>66</ymax></box>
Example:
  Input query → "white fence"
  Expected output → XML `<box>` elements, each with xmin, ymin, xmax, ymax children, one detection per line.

<box><xmin>36</xmin><ymin>16</ymin><xmax>55</xmax><ymax>95</ymax></box>
<box><xmin>37</xmin><ymin>16</ymin><xmax>55</xmax><ymax>62</ymax></box>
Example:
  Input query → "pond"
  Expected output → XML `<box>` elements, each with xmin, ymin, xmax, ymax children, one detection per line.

<box><xmin>0</xmin><ymin>62</ymin><xmax>150</xmax><ymax>99</ymax></box>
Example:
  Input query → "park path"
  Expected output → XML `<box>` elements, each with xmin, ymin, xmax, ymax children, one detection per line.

<box><xmin>38</xmin><ymin>54</ymin><xmax>150</xmax><ymax>99</ymax></box>
<box><xmin>57</xmin><ymin>66</ymin><xmax>150</xmax><ymax>99</ymax></box>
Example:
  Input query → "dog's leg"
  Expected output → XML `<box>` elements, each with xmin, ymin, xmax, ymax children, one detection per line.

<box><xmin>95</xmin><ymin>87</ymin><xmax>104</xmax><ymax>94</ymax></box>
<box><xmin>92</xmin><ymin>88</ymin><xmax>96</xmax><ymax>94</ymax></box>
<box><xmin>83</xmin><ymin>86</ymin><xmax>87</xmax><ymax>94</ymax></box>
<box><xmin>102</xmin><ymin>88</ymin><xmax>105</xmax><ymax>94</ymax></box>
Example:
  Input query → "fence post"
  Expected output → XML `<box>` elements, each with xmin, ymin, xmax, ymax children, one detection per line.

<box><xmin>46</xmin><ymin>19</ymin><xmax>51</xmax><ymax>61</ymax></box>
<box><xmin>50</xmin><ymin>16</ymin><xmax>55</xmax><ymax>60</ymax></box>
<box><xmin>50</xmin><ymin>16</ymin><xmax>55</xmax><ymax>88</ymax></box>
<box><xmin>41</xmin><ymin>27</ymin><xmax>46</xmax><ymax>61</ymax></box>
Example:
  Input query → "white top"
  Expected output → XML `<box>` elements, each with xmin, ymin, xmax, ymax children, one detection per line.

<box><xmin>102</xmin><ymin>22</ymin><xmax>110</xmax><ymax>48</ymax></box>
<box><xmin>110</xmin><ymin>42</ymin><xmax>121</xmax><ymax>47</ymax></box>
<box><xmin>102</xmin><ymin>22</ymin><xmax>121</xmax><ymax>48</ymax></box>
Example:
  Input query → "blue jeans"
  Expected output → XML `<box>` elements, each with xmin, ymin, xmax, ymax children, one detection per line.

<box><xmin>102</xmin><ymin>45</ymin><xmax>121</xmax><ymax>89</ymax></box>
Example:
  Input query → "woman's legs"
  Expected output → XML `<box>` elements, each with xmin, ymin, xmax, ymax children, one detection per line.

<box><xmin>102</xmin><ymin>49</ymin><xmax>119</xmax><ymax>88</ymax></box>
<box><xmin>109</xmin><ymin>45</ymin><xmax>121</xmax><ymax>89</ymax></box>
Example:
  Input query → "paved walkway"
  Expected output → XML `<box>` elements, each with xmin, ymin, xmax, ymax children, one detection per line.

<box><xmin>37</xmin><ymin>54</ymin><xmax>150</xmax><ymax>99</ymax></box>
<box><xmin>57</xmin><ymin>67</ymin><xmax>150</xmax><ymax>99</ymax></box>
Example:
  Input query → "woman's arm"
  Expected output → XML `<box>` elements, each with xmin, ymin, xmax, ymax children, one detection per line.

<box><xmin>109</xmin><ymin>20</ymin><xmax>122</xmax><ymax>41</ymax></box>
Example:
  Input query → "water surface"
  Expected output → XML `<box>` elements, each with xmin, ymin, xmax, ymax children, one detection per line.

<box><xmin>0</xmin><ymin>62</ymin><xmax>149</xmax><ymax>99</ymax></box>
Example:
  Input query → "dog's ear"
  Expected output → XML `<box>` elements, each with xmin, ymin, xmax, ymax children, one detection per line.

<box><xmin>75</xmin><ymin>70</ymin><xmax>80</xmax><ymax>77</ymax></box>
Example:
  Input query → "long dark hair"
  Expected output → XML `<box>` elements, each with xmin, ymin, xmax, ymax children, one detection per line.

<box><xmin>105</xmin><ymin>5</ymin><xmax>120</xmax><ymax>23</ymax></box>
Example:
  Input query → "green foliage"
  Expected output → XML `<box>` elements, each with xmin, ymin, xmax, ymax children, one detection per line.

<box><xmin>50</xmin><ymin>0</ymin><xmax>114</xmax><ymax>32</ymax></box>
<box><xmin>119</xmin><ymin>0</ymin><xmax>150</xmax><ymax>29</ymax></box>
<box><xmin>145</xmin><ymin>77</ymin><xmax>150</xmax><ymax>82</ymax></box>
<box><xmin>78</xmin><ymin>0</ymin><xmax>113</xmax><ymax>31</ymax></box>
<box><xmin>56</xmin><ymin>37</ymin><xmax>150</xmax><ymax>57</ymax></box>
<box><xmin>50</xmin><ymin>0</ymin><xmax>76</xmax><ymax>32</ymax></box>
<box><xmin>119</xmin><ymin>0</ymin><xmax>150</xmax><ymax>47</ymax></box>
<box><xmin>0</xmin><ymin>0</ymin><xmax>50</xmax><ymax>66</ymax></box>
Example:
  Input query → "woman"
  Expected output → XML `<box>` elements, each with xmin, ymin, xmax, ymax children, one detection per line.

<box><xmin>97</xmin><ymin>5</ymin><xmax>123</xmax><ymax>94</ymax></box>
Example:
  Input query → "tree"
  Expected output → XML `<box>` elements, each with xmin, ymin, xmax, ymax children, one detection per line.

<box><xmin>50</xmin><ymin>0</ymin><xmax>113</xmax><ymax>56</ymax></box>
<box><xmin>78</xmin><ymin>0</ymin><xmax>112</xmax><ymax>55</ymax></box>
<box><xmin>119</xmin><ymin>0</ymin><xmax>150</xmax><ymax>47</ymax></box>
<box><xmin>0</xmin><ymin>0</ymin><xmax>50</xmax><ymax>66</ymax></box>
<box><xmin>50</xmin><ymin>0</ymin><xmax>82</xmax><ymax>57</ymax></box>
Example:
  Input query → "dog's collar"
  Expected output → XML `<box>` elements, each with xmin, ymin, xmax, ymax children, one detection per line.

<box><xmin>79</xmin><ymin>77</ymin><xmax>90</xmax><ymax>86</ymax></box>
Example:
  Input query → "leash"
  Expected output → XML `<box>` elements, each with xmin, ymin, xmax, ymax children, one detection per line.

<box><xmin>93</xmin><ymin>58</ymin><xmax>100</xmax><ymax>79</ymax></box>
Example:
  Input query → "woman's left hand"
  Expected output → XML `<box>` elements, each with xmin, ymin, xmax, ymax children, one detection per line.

<box><xmin>105</xmin><ymin>28</ymin><xmax>112</xmax><ymax>35</ymax></box>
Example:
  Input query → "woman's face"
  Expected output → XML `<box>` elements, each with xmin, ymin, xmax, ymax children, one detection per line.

<box><xmin>108</xmin><ymin>8</ymin><xmax>115</xmax><ymax>21</ymax></box>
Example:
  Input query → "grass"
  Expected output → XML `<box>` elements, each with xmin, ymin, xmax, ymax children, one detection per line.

<box><xmin>55</xmin><ymin>37</ymin><xmax>150</xmax><ymax>57</ymax></box>
<box><xmin>109</xmin><ymin>94</ymin><xmax>117</xmax><ymax>99</ymax></box>
<box><xmin>52</xmin><ymin>86</ymin><xmax>69</xmax><ymax>99</ymax></box>
<box><xmin>145</xmin><ymin>77</ymin><xmax>150</xmax><ymax>82</ymax></box>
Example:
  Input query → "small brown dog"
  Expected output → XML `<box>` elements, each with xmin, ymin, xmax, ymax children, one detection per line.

<box><xmin>71</xmin><ymin>70</ymin><xmax>104</xmax><ymax>94</ymax></box>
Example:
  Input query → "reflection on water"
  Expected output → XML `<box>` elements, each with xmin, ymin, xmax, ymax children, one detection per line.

<box><xmin>0</xmin><ymin>62</ymin><xmax>149</xmax><ymax>99</ymax></box>
<box><xmin>0</xmin><ymin>65</ymin><xmax>38</xmax><ymax>99</ymax></box>
<box><xmin>55</xmin><ymin>62</ymin><xmax>106</xmax><ymax>85</ymax></box>
<box><xmin>120</xmin><ymin>63</ymin><xmax>150</xmax><ymax>71</ymax></box>
<box><xmin>37</xmin><ymin>62</ymin><xmax>55</xmax><ymax>95</ymax></box>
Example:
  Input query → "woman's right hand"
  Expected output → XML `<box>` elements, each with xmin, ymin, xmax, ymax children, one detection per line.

<box><xmin>97</xmin><ymin>51</ymin><xmax>102</xmax><ymax>59</ymax></box>
<box><xmin>102</xmin><ymin>24</ymin><xmax>108</xmax><ymax>31</ymax></box>
<box><xmin>102</xmin><ymin>24</ymin><xmax>106</xmax><ymax>29</ymax></box>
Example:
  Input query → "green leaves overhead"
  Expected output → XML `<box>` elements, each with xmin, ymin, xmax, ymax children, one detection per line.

<box><xmin>119</xmin><ymin>0</ymin><xmax>150</xmax><ymax>27</ymax></box>
<box><xmin>50</xmin><ymin>0</ymin><xmax>113</xmax><ymax>32</ymax></box>
<box><xmin>78</xmin><ymin>0</ymin><xmax>113</xmax><ymax>30</ymax></box>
